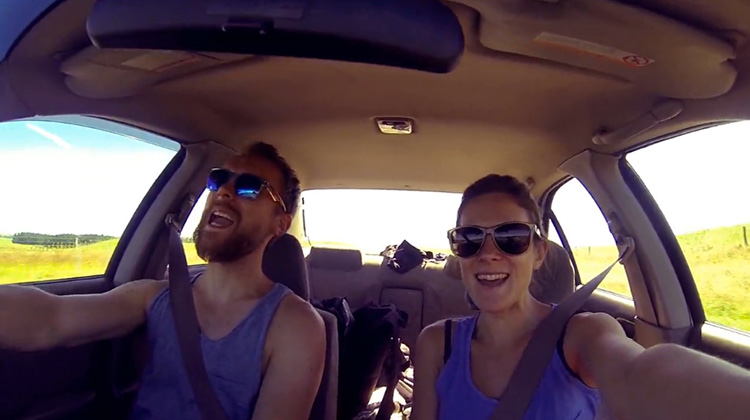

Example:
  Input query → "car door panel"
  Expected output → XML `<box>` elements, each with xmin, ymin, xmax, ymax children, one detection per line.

<box><xmin>0</xmin><ymin>276</ymin><xmax>115</xmax><ymax>420</ymax></box>
<box><xmin>13</xmin><ymin>390</ymin><xmax>96</xmax><ymax>420</ymax></box>
<box><xmin>699</xmin><ymin>326</ymin><xmax>750</xmax><ymax>369</ymax></box>
<box><xmin>0</xmin><ymin>344</ymin><xmax>102</xmax><ymax>420</ymax></box>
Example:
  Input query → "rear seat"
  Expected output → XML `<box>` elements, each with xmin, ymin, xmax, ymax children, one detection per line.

<box><xmin>306</xmin><ymin>247</ymin><xmax>472</xmax><ymax>350</ymax></box>
<box><xmin>307</xmin><ymin>241</ymin><xmax>576</xmax><ymax>351</ymax></box>
<box><xmin>307</xmin><ymin>247</ymin><xmax>383</xmax><ymax>310</ymax></box>
<box><xmin>376</xmin><ymin>258</ymin><xmax>472</xmax><ymax>349</ymax></box>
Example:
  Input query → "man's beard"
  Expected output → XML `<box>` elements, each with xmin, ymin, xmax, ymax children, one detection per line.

<box><xmin>193</xmin><ymin>221</ymin><xmax>268</xmax><ymax>263</ymax></box>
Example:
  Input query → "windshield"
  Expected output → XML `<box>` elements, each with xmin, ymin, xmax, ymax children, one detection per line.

<box><xmin>301</xmin><ymin>189</ymin><xmax>461</xmax><ymax>255</ymax></box>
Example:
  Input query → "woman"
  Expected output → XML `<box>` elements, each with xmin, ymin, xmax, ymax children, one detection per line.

<box><xmin>412</xmin><ymin>174</ymin><xmax>750</xmax><ymax>420</ymax></box>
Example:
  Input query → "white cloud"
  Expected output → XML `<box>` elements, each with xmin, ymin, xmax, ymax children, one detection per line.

<box><xmin>0</xmin><ymin>148</ymin><xmax>174</xmax><ymax>236</ymax></box>
<box><xmin>25</xmin><ymin>123</ymin><xmax>72</xmax><ymax>149</ymax></box>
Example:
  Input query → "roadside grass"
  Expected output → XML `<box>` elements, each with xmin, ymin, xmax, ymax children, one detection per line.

<box><xmin>1</xmin><ymin>224</ymin><xmax>748</xmax><ymax>331</ymax></box>
<box><xmin>0</xmin><ymin>237</ymin><xmax>204</xmax><ymax>284</ymax></box>
<box><xmin>571</xmin><ymin>224</ymin><xmax>750</xmax><ymax>332</ymax></box>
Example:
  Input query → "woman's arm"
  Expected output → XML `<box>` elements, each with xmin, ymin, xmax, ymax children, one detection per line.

<box><xmin>412</xmin><ymin>321</ymin><xmax>447</xmax><ymax>420</ymax></box>
<box><xmin>566</xmin><ymin>312</ymin><xmax>750</xmax><ymax>420</ymax></box>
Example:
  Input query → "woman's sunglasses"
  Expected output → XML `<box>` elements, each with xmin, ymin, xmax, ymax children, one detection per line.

<box><xmin>206</xmin><ymin>168</ymin><xmax>288</xmax><ymax>213</ymax></box>
<box><xmin>447</xmin><ymin>222</ymin><xmax>541</xmax><ymax>258</ymax></box>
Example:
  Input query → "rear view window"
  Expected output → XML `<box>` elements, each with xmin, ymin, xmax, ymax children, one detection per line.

<box><xmin>302</xmin><ymin>189</ymin><xmax>461</xmax><ymax>255</ymax></box>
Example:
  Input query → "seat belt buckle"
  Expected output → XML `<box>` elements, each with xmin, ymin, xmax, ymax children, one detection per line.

<box><xmin>165</xmin><ymin>213</ymin><xmax>180</xmax><ymax>231</ymax></box>
<box><xmin>165</xmin><ymin>194</ymin><xmax>198</xmax><ymax>232</ymax></box>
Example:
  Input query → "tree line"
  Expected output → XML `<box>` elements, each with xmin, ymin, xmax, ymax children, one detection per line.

<box><xmin>12</xmin><ymin>232</ymin><xmax>116</xmax><ymax>247</ymax></box>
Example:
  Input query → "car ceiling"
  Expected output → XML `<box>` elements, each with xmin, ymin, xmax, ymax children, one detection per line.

<box><xmin>1</xmin><ymin>0</ymin><xmax>750</xmax><ymax>195</ymax></box>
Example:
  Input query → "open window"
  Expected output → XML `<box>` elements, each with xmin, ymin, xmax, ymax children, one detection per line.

<box><xmin>625</xmin><ymin>122</ymin><xmax>750</xmax><ymax>333</ymax></box>
<box><xmin>0</xmin><ymin>116</ymin><xmax>178</xmax><ymax>285</ymax></box>
<box><xmin>548</xmin><ymin>179</ymin><xmax>631</xmax><ymax>299</ymax></box>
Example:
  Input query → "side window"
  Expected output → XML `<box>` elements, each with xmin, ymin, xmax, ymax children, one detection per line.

<box><xmin>0</xmin><ymin>118</ymin><xmax>178</xmax><ymax>285</ymax></box>
<box><xmin>551</xmin><ymin>179</ymin><xmax>631</xmax><ymax>298</ymax></box>
<box><xmin>626</xmin><ymin>122</ymin><xmax>750</xmax><ymax>332</ymax></box>
<box><xmin>546</xmin><ymin>219</ymin><xmax>564</xmax><ymax>247</ymax></box>
<box><xmin>182</xmin><ymin>189</ymin><xmax>209</xmax><ymax>266</ymax></box>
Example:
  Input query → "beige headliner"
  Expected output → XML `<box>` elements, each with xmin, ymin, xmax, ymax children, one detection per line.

<box><xmin>2</xmin><ymin>0</ymin><xmax>750</xmax><ymax>195</ymax></box>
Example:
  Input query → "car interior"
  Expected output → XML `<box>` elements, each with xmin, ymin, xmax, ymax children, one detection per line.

<box><xmin>1</xmin><ymin>0</ymin><xmax>750</xmax><ymax>419</ymax></box>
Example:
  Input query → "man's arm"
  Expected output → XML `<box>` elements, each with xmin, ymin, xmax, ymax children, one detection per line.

<box><xmin>251</xmin><ymin>296</ymin><xmax>326</xmax><ymax>420</ymax></box>
<box><xmin>411</xmin><ymin>321</ymin><xmax>445</xmax><ymax>420</ymax></box>
<box><xmin>566</xmin><ymin>312</ymin><xmax>750</xmax><ymax>420</ymax></box>
<box><xmin>0</xmin><ymin>280</ymin><xmax>165</xmax><ymax>351</ymax></box>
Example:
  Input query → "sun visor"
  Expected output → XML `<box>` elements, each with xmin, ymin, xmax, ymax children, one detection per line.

<box><xmin>456</xmin><ymin>0</ymin><xmax>737</xmax><ymax>99</ymax></box>
<box><xmin>86</xmin><ymin>0</ymin><xmax>464</xmax><ymax>74</ymax></box>
<box><xmin>61</xmin><ymin>47</ymin><xmax>250</xmax><ymax>98</ymax></box>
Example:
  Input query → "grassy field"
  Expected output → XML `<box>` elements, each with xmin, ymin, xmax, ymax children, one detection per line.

<box><xmin>0</xmin><ymin>237</ymin><xmax>204</xmax><ymax>284</ymax></box>
<box><xmin>571</xmin><ymin>224</ymin><xmax>750</xmax><ymax>332</ymax></box>
<box><xmin>1</xmin><ymin>225</ymin><xmax>749</xmax><ymax>331</ymax></box>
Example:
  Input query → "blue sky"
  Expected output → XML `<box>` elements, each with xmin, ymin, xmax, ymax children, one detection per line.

<box><xmin>0</xmin><ymin>120</ymin><xmax>177</xmax><ymax>236</ymax></box>
<box><xmin>2</xmin><ymin>119</ymin><xmax>749</xmax><ymax>251</ymax></box>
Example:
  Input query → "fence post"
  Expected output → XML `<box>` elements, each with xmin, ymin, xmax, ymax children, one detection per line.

<box><xmin>744</xmin><ymin>226</ymin><xmax>748</xmax><ymax>247</ymax></box>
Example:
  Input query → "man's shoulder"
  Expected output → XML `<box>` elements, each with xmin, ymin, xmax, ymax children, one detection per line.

<box><xmin>273</xmin><ymin>293</ymin><xmax>325</xmax><ymax>339</ymax></box>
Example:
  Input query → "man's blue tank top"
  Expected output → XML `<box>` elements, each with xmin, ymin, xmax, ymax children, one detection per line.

<box><xmin>435</xmin><ymin>315</ymin><xmax>600</xmax><ymax>420</ymax></box>
<box><xmin>129</xmin><ymin>279</ymin><xmax>291</xmax><ymax>420</ymax></box>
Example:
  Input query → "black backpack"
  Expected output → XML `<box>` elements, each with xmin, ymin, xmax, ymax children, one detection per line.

<box><xmin>314</xmin><ymin>299</ymin><xmax>408</xmax><ymax>420</ymax></box>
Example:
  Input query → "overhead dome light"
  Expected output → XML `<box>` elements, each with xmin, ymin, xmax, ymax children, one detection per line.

<box><xmin>375</xmin><ymin>117</ymin><xmax>414</xmax><ymax>135</ymax></box>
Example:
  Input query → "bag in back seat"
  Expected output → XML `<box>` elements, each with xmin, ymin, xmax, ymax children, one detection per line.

<box><xmin>307</xmin><ymin>246</ymin><xmax>471</xmax><ymax>350</ymax></box>
<box><xmin>314</xmin><ymin>298</ymin><xmax>408</xmax><ymax>420</ymax></box>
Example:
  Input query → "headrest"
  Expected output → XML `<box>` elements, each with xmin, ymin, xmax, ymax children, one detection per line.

<box><xmin>531</xmin><ymin>241</ymin><xmax>575</xmax><ymax>304</ymax></box>
<box><xmin>443</xmin><ymin>255</ymin><xmax>462</xmax><ymax>280</ymax></box>
<box><xmin>307</xmin><ymin>247</ymin><xmax>363</xmax><ymax>271</ymax></box>
<box><xmin>262</xmin><ymin>234</ymin><xmax>310</xmax><ymax>300</ymax></box>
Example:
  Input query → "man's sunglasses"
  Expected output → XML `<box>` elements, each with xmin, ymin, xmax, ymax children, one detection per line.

<box><xmin>447</xmin><ymin>222</ymin><xmax>541</xmax><ymax>258</ymax></box>
<box><xmin>206</xmin><ymin>168</ymin><xmax>287</xmax><ymax>213</ymax></box>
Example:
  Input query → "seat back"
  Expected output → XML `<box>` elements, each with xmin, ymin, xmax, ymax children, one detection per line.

<box><xmin>307</xmin><ymin>247</ymin><xmax>470</xmax><ymax>350</ymax></box>
<box><xmin>262</xmin><ymin>235</ymin><xmax>337</xmax><ymax>420</ymax></box>
<box><xmin>307</xmin><ymin>247</ymin><xmax>377</xmax><ymax>309</ymax></box>
<box><xmin>310</xmin><ymin>310</ymin><xmax>339</xmax><ymax>420</ymax></box>
<box><xmin>263</xmin><ymin>234</ymin><xmax>310</xmax><ymax>300</ymax></box>
<box><xmin>531</xmin><ymin>241</ymin><xmax>575</xmax><ymax>304</ymax></box>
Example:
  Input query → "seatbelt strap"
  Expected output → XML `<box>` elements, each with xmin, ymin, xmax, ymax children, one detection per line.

<box><xmin>489</xmin><ymin>238</ymin><xmax>635</xmax><ymax>420</ymax></box>
<box><xmin>443</xmin><ymin>319</ymin><xmax>453</xmax><ymax>365</ymax></box>
<box><xmin>375</xmin><ymin>337</ymin><xmax>403</xmax><ymax>420</ymax></box>
<box><xmin>166</xmin><ymin>221</ymin><xmax>230</xmax><ymax>420</ymax></box>
<box><xmin>374</xmin><ymin>329</ymin><xmax>412</xmax><ymax>420</ymax></box>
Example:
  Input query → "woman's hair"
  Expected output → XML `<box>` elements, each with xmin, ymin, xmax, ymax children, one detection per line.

<box><xmin>456</xmin><ymin>174</ymin><xmax>545</xmax><ymax>237</ymax></box>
